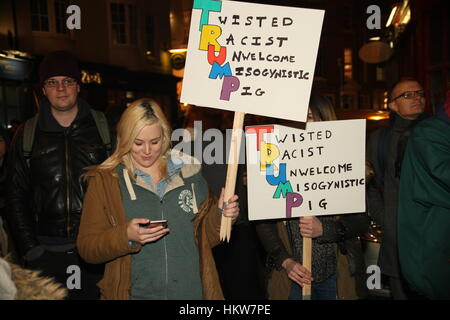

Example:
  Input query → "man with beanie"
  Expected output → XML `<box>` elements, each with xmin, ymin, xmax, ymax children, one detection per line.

<box><xmin>397</xmin><ymin>91</ymin><xmax>450</xmax><ymax>299</ymax></box>
<box><xmin>5</xmin><ymin>50</ymin><xmax>111</xmax><ymax>300</ymax></box>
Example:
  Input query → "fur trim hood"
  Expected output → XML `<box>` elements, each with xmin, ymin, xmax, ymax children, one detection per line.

<box><xmin>0</xmin><ymin>257</ymin><xmax>67</xmax><ymax>300</ymax></box>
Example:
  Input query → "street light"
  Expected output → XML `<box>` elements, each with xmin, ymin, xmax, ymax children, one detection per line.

<box><xmin>169</xmin><ymin>48</ymin><xmax>188</xmax><ymax>54</ymax></box>
<box><xmin>386</xmin><ymin>6</ymin><xmax>398</xmax><ymax>27</ymax></box>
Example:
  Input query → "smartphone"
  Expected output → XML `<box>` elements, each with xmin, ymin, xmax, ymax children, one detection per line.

<box><xmin>140</xmin><ymin>220</ymin><xmax>168</xmax><ymax>229</ymax></box>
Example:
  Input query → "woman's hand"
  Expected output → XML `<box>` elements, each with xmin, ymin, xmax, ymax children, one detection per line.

<box><xmin>299</xmin><ymin>216</ymin><xmax>323</xmax><ymax>238</ymax></box>
<box><xmin>218</xmin><ymin>187</ymin><xmax>239</xmax><ymax>220</ymax></box>
<box><xmin>282</xmin><ymin>258</ymin><xmax>313</xmax><ymax>287</ymax></box>
<box><xmin>127</xmin><ymin>218</ymin><xmax>169</xmax><ymax>245</ymax></box>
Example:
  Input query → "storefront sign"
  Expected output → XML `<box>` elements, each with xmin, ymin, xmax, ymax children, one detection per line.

<box><xmin>81</xmin><ymin>70</ymin><xmax>102</xmax><ymax>84</ymax></box>
<box><xmin>0</xmin><ymin>57</ymin><xmax>32</xmax><ymax>81</ymax></box>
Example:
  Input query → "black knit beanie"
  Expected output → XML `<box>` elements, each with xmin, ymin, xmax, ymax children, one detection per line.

<box><xmin>39</xmin><ymin>50</ymin><xmax>81</xmax><ymax>87</ymax></box>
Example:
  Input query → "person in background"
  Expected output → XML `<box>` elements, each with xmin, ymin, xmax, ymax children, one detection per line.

<box><xmin>77</xmin><ymin>98</ymin><xmax>240</xmax><ymax>300</ymax></box>
<box><xmin>397</xmin><ymin>91</ymin><xmax>450</xmax><ymax>299</ymax></box>
<box><xmin>256</xmin><ymin>92</ymin><xmax>370</xmax><ymax>300</ymax></box>
<box><xmin>0</xmin><ymin>256</ymin><xmax>67</xmax><ymax>300</ymax></box>
<box><xmin>5</xmin><ymin>50</ymin><xmax>111</xmax><ymax>299</ymax></box>
<box><xmin>0</xmin><ymin>127</ymin><xmax>10</xmax><ymax>257</ymax></box>
<box><xmin>366</xmin><ymin>78</ymin><xmax>429</xmax><ymax>299</ymax></box>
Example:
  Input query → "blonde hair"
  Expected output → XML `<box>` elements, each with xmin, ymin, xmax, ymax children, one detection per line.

<box><xmin>95</xmin><ymin>98</ymin><xmax>172</xmax><ymax>180</ymax></box>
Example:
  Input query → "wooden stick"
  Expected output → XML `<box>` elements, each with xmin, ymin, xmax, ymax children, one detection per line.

<box><xmin>220</xmin><ymin>111</ymin><xmax>245</xmax><ymax>242</ymax></box>
<box><xmin>302</xmin><ymin>216</ymin><xmax>313</xmax><ymax>300</ymax></box>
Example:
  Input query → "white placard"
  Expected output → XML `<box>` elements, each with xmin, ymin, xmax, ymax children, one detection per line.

<box><xmin>245</xmin><ymin>120</ymin><xmax>366</xmax><ymax>220</ymax></box>
<box><xmin>181</xmin><ymin>0</ymin><xmax>324</xmax><ymax>123</ymax></box>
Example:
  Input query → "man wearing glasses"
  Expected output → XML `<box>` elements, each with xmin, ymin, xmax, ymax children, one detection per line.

<box><xmin>389</xmin><ymin>81</ymin><xmax>425</xmax><ymax>121</ymax></box>
<box><xmin>397</xmin><ymin>91</ymin><xmax>450</xmax><ymax>299</ymax></box>
<box><xmin>6</xmin><ymin>51</ymin><xmax>111</xmax><ymax>299</ymax></box>
<box><xmin>367</xmin><ymin>78</ymin><xmax>429</xmax><ymax>299</ymax></box>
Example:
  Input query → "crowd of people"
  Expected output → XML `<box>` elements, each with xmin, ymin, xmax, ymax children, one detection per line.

<box><xmin>0</xmin><ymin>50</ymin><xmax>448</xmax><ymax>300</ymax></box>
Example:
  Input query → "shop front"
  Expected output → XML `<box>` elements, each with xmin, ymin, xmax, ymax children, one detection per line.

<box><xmin>78</xmin><ymin>61</ymin><xmax>181</xmax><ymax>129</ymax></box>
<box><xmin>0</xmin><ymin>50</ymin><xmax>35</xmax><ymax>133</ymax></box>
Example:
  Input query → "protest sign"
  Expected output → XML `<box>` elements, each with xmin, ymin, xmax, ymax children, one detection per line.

<box><xmin>181</xmin><ymin>0</ymin><xmax>324</xmax><ymax>123</ymax></box>
<box><xmin>245</xmin><ymin>120</ymin><xmax>366</xmax><ymax>221</ymax></box>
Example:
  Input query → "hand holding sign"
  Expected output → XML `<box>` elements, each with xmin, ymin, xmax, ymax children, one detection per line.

<box><xmin>282</xmin><ymin>258</ymin><xmax>313</xmax><ymax>287</ymax></box>
<box><xmin>299</xmin><ymin>216</ymin><xmax>323</xmax><ymax>238</ymax></box>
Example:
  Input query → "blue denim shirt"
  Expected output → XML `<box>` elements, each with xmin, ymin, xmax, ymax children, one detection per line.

<box><xmin>134</xmin><ymin>157</ymin><xmax>184</xmax><ymax>199</ymax></box>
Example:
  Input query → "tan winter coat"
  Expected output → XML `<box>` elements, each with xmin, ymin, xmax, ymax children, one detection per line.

<box><xmin>77</xmin><ymin>165</ymin><xmax>225</xmax><ymax>300</ymax></box>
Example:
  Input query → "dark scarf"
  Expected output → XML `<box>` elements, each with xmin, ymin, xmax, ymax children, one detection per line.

<box><xmin>38</xmin><ymin>97</ymin><xmax>91</xmax><ymax>132</ymax></box>
<box><xmin>394</xmin><ymin>112</ymin><xmax>430</xmax><ymax>179</ymax></box>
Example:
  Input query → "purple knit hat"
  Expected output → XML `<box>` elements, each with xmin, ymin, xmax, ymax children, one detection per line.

<box><xmin>39</xmin><ymin>50</ymin><xmax>81</xmax><ymax>87</ymax></box>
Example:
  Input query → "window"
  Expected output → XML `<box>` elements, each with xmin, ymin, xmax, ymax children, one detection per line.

<box><xmin>54</xmin><ymin>0</ymin><xmax>69</xmax><ymax>34</ymax></box>
<box><xmin>315</xmin><ymin>48</ymin><xmax>325</xmax><ymax>78</ymax></box>
<box><xmin>145</xmin><ymin>16</ymin><xmax>156</xmax><ymax>55</ymax></box>
<box><xmin>344</xmin><ymin>48</ymin><xmax>352</xmax><ymax>80</ymax></box>
<box><xmin>372</xmin><ymin>90</ymin><xmax>388</xmax><ymax>110</ymax></box>
<box><xmin>376</xmin><ymin>66</ymin><xmax>385</xmax><ymax>81</ymax></box>
<box><xmin>429</xmin><ymin>11</ymin><xmax>443</xmax><ymax>65</ymax></box>
<box><xmin>425</xmin><ymin>4</ymin><xmax>449</xmax><ymax>112</ymax></box>
<box><xmin>343</xmin><ymin>5</ymin><xmax>353</xmax><ymax>31</ymax></box>
<box><xmin>31</xmin><ymin>0</ymin><xmax>71</xmax><ymax>34</ymax></box>
<box><xmin>342</xmin><ymin>94</ymin><xmax>355</xmax><ymax>109</ymax></box>
<box><xmin>128</xmin><ymin>4</ymin><xmax>137</xmax><ymax>45</ymax></box>
<box><xmin>383</xmin><ymin>91</ymin><xmax>388</xmax><ymax>109</ymax></box>
<box><xmin>429</xmin><ymin>71</ymin><xmax>444</xmax><ymax>112</ymax></box>
<box><xmin>31</xmin><ymin>0</ymin><xmax>49</xmax><ymax>31</ymax></box>
<box><xmin>0</xmin><ymin>82</ymin><xmax>21</xmax><ymax>129</ymax></box>
<box><xmin>111</xmin><ymin>3</ymin><xmax>126</xmax><ymax>44</ymax></box>
<box><xmin>111</xmin><ymin>3</ymin><xmax>137</xmax><ymax>45</ymax></box>
<box><xmin>183</xmin><ymin>10</ymin><xmax>191</xmax><ymax>43</ymax></box>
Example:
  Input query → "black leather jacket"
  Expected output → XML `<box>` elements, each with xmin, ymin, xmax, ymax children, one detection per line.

<box><xmin>6</xmin><ymin>98</ymin><xmax>110</xmax><ymax>258</ymax></box>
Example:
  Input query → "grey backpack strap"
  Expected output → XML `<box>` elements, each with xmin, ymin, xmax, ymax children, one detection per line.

<box><xmin>23</xmin><ymin>114</ymin><xmax>39</xmax><ymax>168</ymax></box>
<box><xmin>90</xmin><ymin>109</ymin><xmax>112</xmax><ymax>156</ymax></box>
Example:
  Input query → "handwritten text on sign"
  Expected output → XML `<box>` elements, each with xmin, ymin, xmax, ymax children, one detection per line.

<box><xmin>181</xmin><ymin>0</ymin><xmax>324</xmax><ymax>123</ymax></box>
<box><xmin>245</xmin><ymin>120</ymin><xmax>366</xmax><ymax>221</ymax></box>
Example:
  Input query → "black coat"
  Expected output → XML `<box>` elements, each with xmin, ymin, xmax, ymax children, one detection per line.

<box><xmin>367</xmin><ymin>112</ymin><xmax>429</xmax><ymax>277</ymax></box>
<box><xmin>6</xmin><ymin>98</ymin><xmax>109</xmax><ymax>258</ymax></box>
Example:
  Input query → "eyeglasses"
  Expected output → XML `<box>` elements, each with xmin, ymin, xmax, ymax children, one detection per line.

<box><xmin>392</xmin><ymin>90</ymin><xmax>425</xmax><ymax>101</ymax></box>
<box><xmin>44</xmin><ymin>78</ymin><xmax>77</xmax><ymax>88</ymax></box>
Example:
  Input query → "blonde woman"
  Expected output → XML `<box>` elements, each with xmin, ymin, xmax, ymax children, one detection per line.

<box><xmin>77</xmin><ymin>99</ymin><xmax>239</xmax><ymax>300</ymax></box>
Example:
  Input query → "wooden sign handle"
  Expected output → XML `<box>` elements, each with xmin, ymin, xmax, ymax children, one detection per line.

<box><xmin>302</xmin><ymin>216</ymin><xmax>313</xmax><ymax>300</ymax></box>
<box><xmin>220</xmin><ymin>111</ymin><xmax>245</xmax><ymax>242</ymax></box>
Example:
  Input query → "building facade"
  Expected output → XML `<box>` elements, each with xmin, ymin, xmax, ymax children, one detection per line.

<box><xmin>0</xmin><ymin>0</ymin><xmax>181</xmax><ymax>129</ymax></box>
<box><xmin>1</xmin><ymin>0</ymin><xmax>447</xmax><ymax>131</ymax></box>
